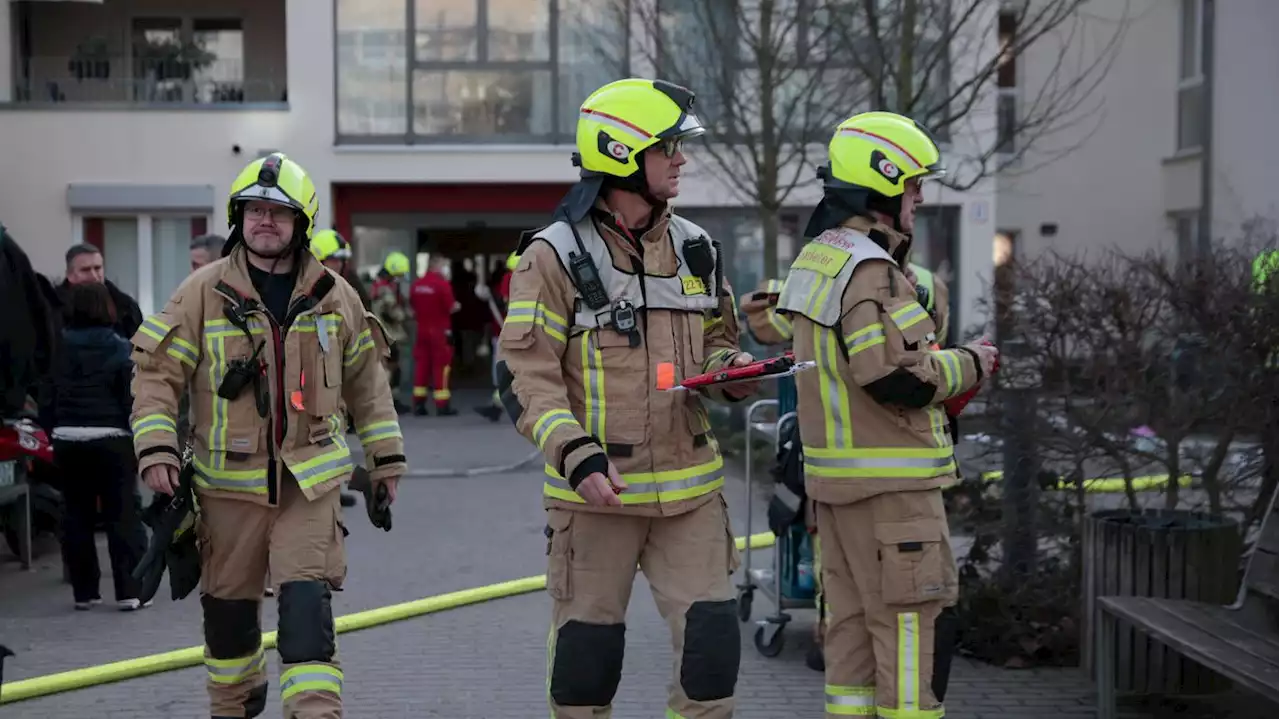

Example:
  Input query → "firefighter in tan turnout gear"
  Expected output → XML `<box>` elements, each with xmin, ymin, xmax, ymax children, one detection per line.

<box><xmin>130</xmin><ymin>152</ymin><xmax>407</xmax><ymax>719</ymax></box>
<box><xmin>777</xmin><ymin>112</ymin><xmax>999</xmax><ymax>719</ymax></box>
<box><xmin>497</xmin><ymin>78</ymin><xmax>758</xmax><ymax>719</ymax></box>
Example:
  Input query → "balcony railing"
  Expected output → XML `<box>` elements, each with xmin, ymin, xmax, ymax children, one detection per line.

<box><xmin>10</xmin><ymin>56</ymin><xmax>286</xmax><ymax>106</ymax></box>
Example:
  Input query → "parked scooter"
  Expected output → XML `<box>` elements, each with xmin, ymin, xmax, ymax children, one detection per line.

<box><xmin>0</xmin><ymin>416</ymin><xmax>63</xmax><ymax>560</ymax></box>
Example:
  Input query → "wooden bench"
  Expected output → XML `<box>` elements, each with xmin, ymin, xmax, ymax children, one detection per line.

<box><xmin>1095</xmin><ymin>488</ymin><xmax>1279</xmax><ymax>718</ymax></box>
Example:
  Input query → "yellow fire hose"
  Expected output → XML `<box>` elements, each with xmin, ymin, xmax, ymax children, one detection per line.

<box><xmin>0</xmin><ymin>531</ymin><xmax>778</xmax><ymax>705</ymax></box>
<box><xmin>977</xmin><ymin>471</ymin><xmax>1193</xmax><ymax>493</ymax></box>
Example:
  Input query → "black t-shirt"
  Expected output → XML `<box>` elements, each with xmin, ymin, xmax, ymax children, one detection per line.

<box><xmin>248</xmin><ymin>265</ymin><xmax>295</xmax><ymax>327</ymax></box>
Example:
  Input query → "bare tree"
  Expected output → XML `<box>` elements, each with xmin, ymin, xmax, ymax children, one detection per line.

<box><xmin>612</xmin><ymin>0</ymin><xmax>1124</xmax><ymax>277</ymax></box>
<box><xmin>826</xmin><ymin>0</ymin><xmax>1127</xmax><ymax>189</ymax></box>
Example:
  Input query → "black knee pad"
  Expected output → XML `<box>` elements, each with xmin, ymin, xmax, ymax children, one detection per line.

<box><xmin>276</xmin><ymin>580</ymin><xmax>335</xmax><ymax>663</ymax></box>
<box><xmin>201</xmin><ymin>595</ymin><xmax>261</xmax><ymax>659</ymax></box>
<box><xmin>549</xmin><ymin>620</ymin><xmax>625</xmax><ymax>707</ymax></box>
<box><xmin>681</xmin><ymin>599</ymin><xmax>741</xmax><ymax>701</ymax></box>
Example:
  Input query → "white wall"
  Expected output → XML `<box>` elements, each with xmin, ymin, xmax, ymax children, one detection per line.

<box><xmin>996</xmin><ymin>0</ymin><xmax>1177</xmax><ymax>259</ymax></box>
<box><xmin>1209</xmin><ymin>0</ymin><xmax>1279</xmax><ymax>239</ymax></box>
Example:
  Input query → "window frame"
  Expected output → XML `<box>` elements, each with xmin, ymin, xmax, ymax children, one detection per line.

<box><xmin>335</xmin><ymin>0</ymin><xmax>631</xmax><ymax>145</ymax></box>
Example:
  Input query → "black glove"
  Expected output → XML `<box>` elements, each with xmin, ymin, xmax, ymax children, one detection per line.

<box><xmin>132</xmin><ymin>464</ymin><xmax>201</xmax><ymax>604</ymax></box>
<box><xmin>348</xmin><ymin>466</ymin><xmax>392</xmax><ymax>532</ymax></box>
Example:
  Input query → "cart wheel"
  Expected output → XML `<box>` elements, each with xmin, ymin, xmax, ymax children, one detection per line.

<box><xmin>754</xmin><ymin>625</ymin><xmax>785</xmax><ymax>657</ymax></box>
<box><xmin>736</xmin><ymin>589</ymin><xmax>753</xmax><ymax>622</ymax></box>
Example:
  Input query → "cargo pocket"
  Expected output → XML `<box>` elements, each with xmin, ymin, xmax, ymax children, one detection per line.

<box><xmin>875</xmin><ymin>520</ymin><xmax>946</xmax><ymax>605</ymax></box>
<box><xmin>719</xmin><ymin>495</ymin><xmax>742</xmax><ymax>575</ymax></box>
<box><xmin>305</xmin><ymin>345</ymin><xmax>341</xmax><ymax>418</ymax></box>
<box><xmin>545</xmin><ymin>510</ymin><xmax>575</xmax><ymax>601</ymax></box>
<box><xmin>325</xmin><ymin>502</ymin><xmax>348</xmax><ymax>591</ymax></box>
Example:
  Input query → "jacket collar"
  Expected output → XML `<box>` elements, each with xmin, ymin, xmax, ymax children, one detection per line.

<box><xmin>841</xmin><ymin>215</ymin><xmax>910</xmax><ymax>262</ymax></box>
<box><xmin>590</xmin><ymin>198</ymin><xmax>672</xmax><ymax>255</ymax></box>
<box><xmin>214</xmin><ymin>242</ymin><xmax>332</xmax><ymax>312</ymax></box>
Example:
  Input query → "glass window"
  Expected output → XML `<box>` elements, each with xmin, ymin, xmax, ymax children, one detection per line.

<box><xmin>1179</xmin><ymin>0</ymin><xmax>1200</xmax><ymax>81</ymax></box>
<box><xmin>1177</xmin><ymin>82</ymin><xmax>1202</xmax><ymax>151</ymax></box>
<box><xmin>415</xmin><ymin>0</ymin><xmax>479</xmax><ymax>61</ymax></box>
<box><xmin>337</xmin><ymin>0</ymin><xmax>409</xmax><ymax>135</ymax></box>
<box><xmin>997</xmin><ymin>91</ymin><xmax>1017</xmax><ymax>154</ymax></box>
<box><xmin>152</xmin><ymin>217</ymin><xmax>199</xmax><ymax>311</ymax></box>
<box><xmin>192</xmin><ymin>19</ymin><xmax>244</xmax><ymax>103</ymax></box>
<box><xmin>558</xmin><ymin>0</ymin><xmax>629</xmax><ymax>134</ymax></box>
<box><xmin>413</xmin><ymin>69</ymin><xmax>554</xmax><ymax>135</ymax></box>
<box><xmin>102</xmin><ymin>218</ymin><xmax>140</xmax><ymax>301</ymax></box>
<box><xmin>488</xmin><ymin>0</ymin><xmax>551</xmax><ymax>61</ymax></box>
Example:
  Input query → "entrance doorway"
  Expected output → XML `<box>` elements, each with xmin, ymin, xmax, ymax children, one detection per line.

<box><xmin>332</xmin><ymin>182</ymin><xmax>572</xmax><ymax>392</ymax></box>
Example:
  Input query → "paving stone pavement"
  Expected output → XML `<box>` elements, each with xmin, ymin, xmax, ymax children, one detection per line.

<box><xmin>0</xmin><ymin>402</ymin><xmax>1265</xmax><ymax>718</ymax></box>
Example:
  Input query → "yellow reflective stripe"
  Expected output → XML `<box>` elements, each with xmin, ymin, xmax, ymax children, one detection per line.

<box><xmin>293</xmin><ymin>313</ymin><xmax>342</xmax><ymax>334</ymax></box>
<box><xmin>206</xmin><ymin>333</ymin><xmax>228</xmax><ymax>470</ymax></box>
<box><xmin>825</xmin><ymin>684</ymin><xmax>875</xmax><ymax>715</ymax></box>
<box><xmin>137</xmin><ymin>316</ymin><xmax>171</xmax><ymax>343</ymax></box>
<box><xmin>876</xmin><ymin>708</ymin><xmax>945</xmax><ymax>719</ymax></box>
<box><xmin>816</xmin><ymin>327</ymin><xmax>854</xmax><ymax>449</ymax></box>
<box><xmin>507</xmin><ymin>300</ymin><xmax>568</xmax><ymax>343</ymax></box>
<box><xmin>665</xmin><ymin>709</ymin><xmax>689</xmax><ymax>719</ymax></box>
<box><xmin>205</xmin><ymin>647</ymin><xmax>265</xmax><ymax>685</ymax></box>
<box><xmin>356</xmin><ymin>420</ymin><xmax>401</xmax><ymax>445</ymax></box>
<box><xmin>344</xmin><ymin>328</ymin><xmax>375</xmax><ymax>367</ymax></box>
<box><xmin>804</xmin><ymin>445</ymin><xmax>955</xmax><ymax>479</ymax></box>
<box><xmin>703</xmin><ymin>348</ymin><xmax>735</xmax><ymax>372</ymax></box>
<box><xmin>202</xmin><ymin>319</ymin><xmax>267</xmax><ymax>338</ymax></box>
<box><xmin>765</xmin><ymin>279</ymin><xmax>786</xmax><ymax>294</ymax></box>
<box><xmin>898</xmin><ymin>612</ymin><xmax>920</xmax><ymax>713</ymax></box>
<box><xmin>767</xmin><ymin>308</ymin><xmax>793</xmax><ymax>340</ymax></box>
<box><xmin>844</xmin><ymin>323</ymin><xmax>886</xmax><ymax>356</ymax></box>
<box><xmin>533</xmin><ymin>409</ymin><xmax>579</xmax><ymax>451</ymax></box>
<box><xmin>280</xmin><ymin>664</ymin><xmax>343</xmax><ymax>702</ymax></box>
<box><xmin>581</xmin><ymin>334</ymin><xmax>604</xmax><ymax>440</ymax></box>
<box><xmin>702</xmin><ymin>315</ymin><xmax>724</xmax><ymax>332</ymax></box>
<box><xmin>890</xmin><ymin>302</ymin><xmax>929</xmax><ymax>331</ymax></box>
<box><xmin>928</xmin><ymin>407</ymin><xmax>950</xmax><ymax>449</ymax></box>
<box><xmin>192</xmin><ymin>454</ymin><xmax>268</xmax><ymax>494</ymax></box>
<box><xmin>543</xmin><ymin>456</ymin><xmax>724</xmax><ymax>504</ymax></box>
<box><xmin>979</xmin><ymin>471</ymin><xmax>1193</xmax><ymax>493</ymax></box>
<box><xmin>131</xmin><ymin>414</ymin><xmax>176</xmax><ymax>437</ymax></box>
<box><xmin>167</xmin><ymin>336</ymin><xmax>199</xmax><ymax>367</ymax></box>
<box><xmin>328</xmin><ymin>413</ymin><xmax>345</xmax><ymax>436</ymax></box>
<box><xmin>289</xmin><ymin>437</ymin><xmax>354</xmax><ymax>490</ymax></box>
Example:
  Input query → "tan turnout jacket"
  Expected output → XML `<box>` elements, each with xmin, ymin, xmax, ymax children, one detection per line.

<box><xmin>130</xmin><ymin>243</ymin><xmax>407</xmax><ymax>506</ymax></box>
<box><xmin>778</xmin><ymin>217</ymin><xmax>982</xmax><ymax>505</ymax></box>
<box><xmin>499</xmin><ymin>203</ymin><xmax>747</xmax><ymax>517</ymax></box>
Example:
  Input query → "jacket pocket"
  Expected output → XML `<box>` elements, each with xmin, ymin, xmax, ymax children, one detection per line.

<box><xmin>875</xmin><ymin>520</ymin><xmax>948</xmax><ymax>605</ymax></box>
<box><xmin>719</xmin><ymin>495</ymin><xmax>742</xmax><ymax>575</ymax></box>
<box><xmin>883</xmin><ymin>298</ymin><xmax>937</xmax><ymax>353</ymax></box>
<box><xmin>545</xmin><ymin>509</ymin><xmax>575</xmax><ymax>601</ymax></box>
<box><xmin>325</xmin><ymin>501</ymin><xmax>348</xmax><ymax>591</ymax></box>
<box><xmin>301</xmin><ymin>339</ymin><xmax>341</xmax><ymax>418</ymax></box>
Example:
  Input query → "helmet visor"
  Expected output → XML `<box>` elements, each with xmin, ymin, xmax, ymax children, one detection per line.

<box><xmin>231</xmin><ymin>184</ymin><xmax>303</xmax><ymax>212</ymax></box>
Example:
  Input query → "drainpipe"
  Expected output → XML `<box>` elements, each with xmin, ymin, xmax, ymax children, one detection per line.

<box><xmin>1198</xmin><ymin>0</ymin><xmax>1215</xmax><ymax>254</ymax></box>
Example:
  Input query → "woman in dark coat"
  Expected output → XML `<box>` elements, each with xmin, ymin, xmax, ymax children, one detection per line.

<box><xmin>45</xmin><ymin>283</ymin><xmax>149</xmax><ymax>611</ymax></box>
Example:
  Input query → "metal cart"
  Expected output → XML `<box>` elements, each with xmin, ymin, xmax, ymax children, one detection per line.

<box><xmin>736</xmin><ymin>394</ymin><xmax>818</xmax><ymax>657</ymax></box>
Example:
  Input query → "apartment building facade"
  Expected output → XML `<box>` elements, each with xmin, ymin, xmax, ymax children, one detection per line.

<box><xmin>0</xmin><ymin>0</ymin><xmax>998</xmax><ymax>333</ymax></box>
<box><xmin>996</xmin><ymin>0</ymin><xmax>1279</xmax><ymax>263</ymax></box>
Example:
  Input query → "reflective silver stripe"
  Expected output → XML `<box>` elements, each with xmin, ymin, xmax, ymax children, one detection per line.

<box><xmin>131</xmin><ymin>416</ymin><xmax>176</xmax><ymax>435</ymax></box>
<box><xmin>845</xmin><ymin>325</ymin><xmax>885</xmax><ymax>355</ymax></box>
<box><xmin>817</xmin><ymin>327</ymin><xmax>852</xmax><ymax>449</ymax></box>
<box><xmin>206</xmin><ymin>653</ymin><xmax>265</xmax><ymax>683</ymax></box>
<box><xmin>805</xmin><ymin>454</ymin><xmax>954</xmax><ymax>471</ymax></box>
<box><xmin>891</xmin><ymin>303</ymin><xmax>929</xmax><ymax>330</ymax></box>
<box><xmin>825</xmin><ymin>691</ymin><xmax>875</xmax><ymax>709</ymax></box>
<box><xmin>167</xmin><ymin>340</ymin><xmax>199</xmax><ymax>366</ymax></box>
<box><xmin>898</xmin><ymin>613</ymin><xmax>920</xmax><ymax>711</ymax></box>
<box><xmin>582</xmin><ymin>335</ymin><xmax>604</xmax><ymax>439</ymax></box>
<box><xmin>356</xmin><ymin>421</ymin><xmax>401</xmax><ymax>444</ymax></box>
<box><xmin>534</xmin><ymin>409</ymin><xmax>577</xmax><ymax>449</ymax></box>
<box><xmin>290</xmin><ymin>451</ymin><xmax>354</xmax><ymax>490</ymax></box>
<box><xmin>506</xmin><ymin>304</ymin><xmax>569</xmax><ymax>337</ymax></box>
<box><xmin>544</xmin><ymin>468</ymin><xmax>722</xmax><ymax>496</ymax></box>
<box><xmin>279</xmin><ymin>671</ymin><xmax>343</xmax><ymax>697</ymax></box>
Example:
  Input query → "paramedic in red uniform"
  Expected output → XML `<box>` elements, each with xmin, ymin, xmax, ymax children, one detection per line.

<box><xmin>410</xmin><ymin>255</ymin><xmax>459</xmax><ymax>416</ymax></box>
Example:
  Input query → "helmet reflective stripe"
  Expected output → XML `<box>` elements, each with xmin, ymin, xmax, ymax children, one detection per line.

<box><xmin>580</xmin><ymin>108</ymin><xmax>652</xmax><ymax>143</ymax></box>
<box><xmin>838</xmin><ymin>127</ymin><xmax>925</xmax><ymax>172</ymax></box>
<box><xmin>233</xmin><ymin>184</ymin><xmax>300</xmax><ymax>210</ymax></box>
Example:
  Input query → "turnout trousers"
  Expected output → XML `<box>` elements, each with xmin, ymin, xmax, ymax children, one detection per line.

<box><xmin>198</xmin><ymin>473</ymin><xmax>348</xmax><ymax>718</ymax></box>
<box><xmin>412</xmin><ymin>330</ymin><xmax>453</xmax><ymax>409</ymax></box>
<box><xmin>544</xmin><ymin>495</ymin><xmax>743</xmax><ymax>718</ymax></box>
<box><xmin>817</xmin><ymin>489</ymin><xmax>957</xmax><ymax>719</ymax></box>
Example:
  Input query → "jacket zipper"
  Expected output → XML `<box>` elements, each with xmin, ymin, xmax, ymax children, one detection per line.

<box><xmin>254</xmin><ymin>310</ymin><xmax>285</xmax><ymax>507</ymax></box>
